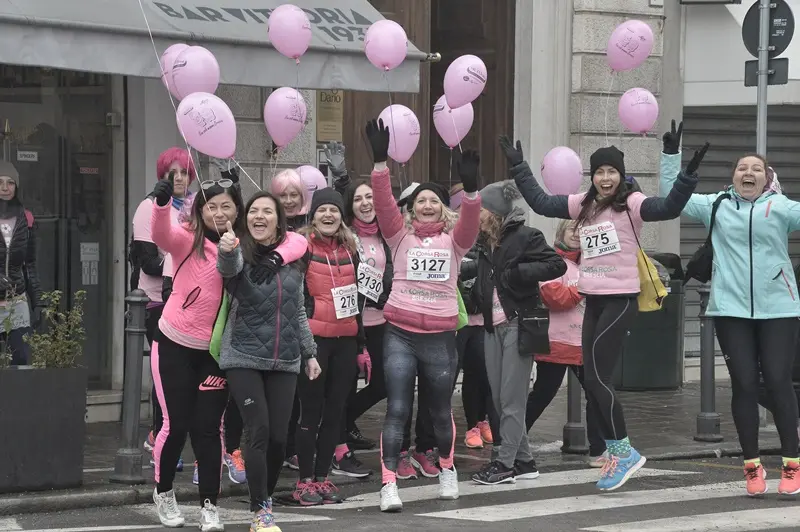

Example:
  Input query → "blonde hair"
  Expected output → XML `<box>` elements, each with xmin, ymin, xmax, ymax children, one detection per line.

<box><xmin>479</xmin><ymin>208</ymin><xmax>503</xmax><ymax>249</ymax></box>
<box><xmin>405</xmin><ymin>204</ymin><xmax>459</xmax><ymax>233</ymax></box>
<box><xmin>555</xmin><ymin>219</ymin><xmax>579</xmax><ymax>249</ymax></box>
<box><xmin>299</xmin><ymin>219</ymin><xmax>359</xmax><ymax>255</ymax></box>
<box><xmin>270</xmin><ymin>169</ymin><xmax>309</xmax><ymax>214</ymax></box>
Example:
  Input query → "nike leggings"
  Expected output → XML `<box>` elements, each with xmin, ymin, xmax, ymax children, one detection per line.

<box><xmin>581</xmin><ymin>295</ymin><xmax>638</xmax><ymax>444</ymax></box>
<box><xmin>151</xmin><ymin>331</ymin><xmax>228</xmax><ymax>505</ymax></box>
<box><xmin>715</xmin><ymin>317</ymin><xmax>800</xmax><ymax>459</ymax></box>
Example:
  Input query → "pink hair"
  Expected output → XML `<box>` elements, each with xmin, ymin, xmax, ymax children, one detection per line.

<box><xmin>156</xmin><ymin>147</ymin><xmax>196</xmax><ymax>182</ymax></box>
<box><xmin>270</xmin><ymin>169</ymin><xmax>309</xmax><ymax>214</ymax></box>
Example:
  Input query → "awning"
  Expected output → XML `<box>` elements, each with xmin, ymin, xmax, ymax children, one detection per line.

<box><xmin>0</xmin><ymin>0</ymin><xmax>426</xmax><ymax>92</ymax></box>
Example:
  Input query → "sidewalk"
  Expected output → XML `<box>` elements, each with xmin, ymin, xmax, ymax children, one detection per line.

<box><xmin>0</xmin><ymin>382</ymin><xmax>781</xmax><ymax>516</ymax></box>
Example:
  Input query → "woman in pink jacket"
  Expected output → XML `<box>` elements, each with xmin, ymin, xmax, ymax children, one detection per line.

<box><xmin>365</xmin><ymin>119</ymin><xmax>481</xmax><ymax>512</ymax></box>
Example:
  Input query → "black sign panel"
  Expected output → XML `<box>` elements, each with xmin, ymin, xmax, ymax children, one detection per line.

<box><xmin>744</xmin><ymin>57</ymin><xmax>789</xmax><ymax>86</ymax></box>
<box><xmin>742</xmin><ymin>0</ymin><xmax>795</xmax><ymax>59</ymax></box>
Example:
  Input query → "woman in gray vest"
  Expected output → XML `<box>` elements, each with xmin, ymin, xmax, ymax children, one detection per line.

<box><xmin>217</xmin><ymin>190</ymin><xmax>320</xmax><ymax>532</ymax></box>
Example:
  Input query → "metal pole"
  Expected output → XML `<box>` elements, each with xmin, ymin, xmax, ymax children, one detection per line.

<box><xmin>110</xmin><ymin>289</ymin><xmax>150</xmax><ymax>484</ymax></box>
<box><xmin>695</xmin><ymin>284</ymin><xmax>723</xmax><ymax>442</ymax></box>
<box><xmin>756</xmin><ymin>0</ymin><xmax>771</xmax><ymax>155</ymax></box>
<box><xmin>561</xmin><ymin>370</ymin><xmax>589</xmax><ymax>454</ymax></box>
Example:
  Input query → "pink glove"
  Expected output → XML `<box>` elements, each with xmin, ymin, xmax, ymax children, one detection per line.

<box><xmin>357</xmin><ymin>350</ymin><xmax>372</xmax><ymax>384</ymax></box>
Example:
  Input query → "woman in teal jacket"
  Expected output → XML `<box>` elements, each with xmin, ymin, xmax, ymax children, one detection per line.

<box><xmin>659</xmin><ymin>121</ymin><xmax>800</xmax><ymax>498</ymax></box>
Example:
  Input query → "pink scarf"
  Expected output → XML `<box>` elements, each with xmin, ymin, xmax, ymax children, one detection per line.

<box><xmin>412</xmin><ymin>219</ymin><xmax>445</xmax><ymax>238</ymax></box>
<box><xmin>352</xmin><ymin>217</ymin><xmax>379</xmax><ymax>236</ymax></box>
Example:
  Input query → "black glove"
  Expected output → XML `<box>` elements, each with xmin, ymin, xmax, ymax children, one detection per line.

<box><xmin>365</xmin><ymin>119</ymin><xmax>390</xmax><ymax>163</ymax></box>
<box><xmin>499</xmin><ymin>136</ymin><xmax>524</xmax><ymax>167</ymax></box>
<box><xmin>457</xmin><ymin>150</ymin><xmax>480</xmax><ymax>193</ymax></box>
<box><xmin>662</xmin><ymin>119</ymin><xmax>683</xmax><ymax>155</ymax></box>
<box><xmin>249</xmin><ymin>252</ymin><xmax>283</xmax><ymax>285</ymax></box>
<box><xmin>685</xmin><ymin>142</ymin><xmax>710</xmax><ymax>176</ymax></box>
<box><xmin>152</xmin><ymin>179</ymin><xmax>174</xmax><ymax>207</ymax></box>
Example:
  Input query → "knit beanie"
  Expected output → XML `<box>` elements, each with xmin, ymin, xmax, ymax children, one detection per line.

<box><xmin>309</xmin><ymin>187</ymin><xmax>345</xmax><ymax>218</ymax></box>
<box><xmin>589</xmin><ymin>146</ymin><xmax>626</xmax><ymax>179</ymax></box>
<box><xmin>397</xmin><ymin>182</ymin><xmax>420</xmax><ymax>209</ymax></box>
<box><xmin>480</xmin><ymin>180</ymin><xmax>521</xmax><ymax>218</ymax></box>
<box><xmin>0</xmin><ymin>161</ymin><xmax>20</xmax><ymax>183</ymax></box>
<box><xmin>407</xmin><ymin>182</ymin><xmax>451</xmax><ymax>209</ymax></box>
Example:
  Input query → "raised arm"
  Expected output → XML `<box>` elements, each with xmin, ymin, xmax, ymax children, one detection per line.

<box><xmin>366</xmin><ymin>119</ymin><xmax>405</xmax><ymax>243</ymax></box>
<box><xmin>150</xmin><ymin>179</ymin><xmax>192</xmax><ymax>258</ymax></box>
<box><xmin>657</xmin><ymin>120</ymin><xmax>714</xmax><ymax>222</ymax></box>
<box><xmin>451</xmin><ymin>149</ymin><xmax>482</xmax><ymax>253</ymax></box>
<box><xmin>131</xmin><ymin>199</ymin><xmax>164</xmax><ymax>277</ymax></box>
<box><xmin>499</xmin><ymin>136</ymin><xmax>572</xmax><ymax>219</ymax></box>
<box><xmin>325</xmin><ymin>141</ymin><xmax>351</xmax><ymax>195</ymax></box>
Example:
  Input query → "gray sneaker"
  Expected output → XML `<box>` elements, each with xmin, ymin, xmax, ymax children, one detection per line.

<box><xmin>199</xmin><ymin>499</ymin><xmax>224</xmax><ymax>531</ymax></box>
<box><xmin>152</xmin><ymin>488</ymin><xmax>185</xmax><ymax>528</ymax></box>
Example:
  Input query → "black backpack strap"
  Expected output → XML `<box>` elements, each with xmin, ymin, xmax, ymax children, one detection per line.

<box><xmin>706</xmin><ymin>193</ymin><xmax>730</xmax><ymax>244</ymax></box>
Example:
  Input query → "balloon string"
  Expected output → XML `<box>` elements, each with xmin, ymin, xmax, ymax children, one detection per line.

<box><xmin>231</xmin><ymin>158</ymin><xmax>262</xmax><ymax>191</ymax></box>
<box><xmin>449</xmin><ymin>148</ymin><xmax>453</xmax><ymax>191</ymax></box>
<box><xmin>449</xmin><ymin>112</ymin><xmax>463</xmax><ymax>154</ymax></box>
<box><xmin>135</xmin><ymin>0</ymin><xmax>217</xmax><ymax>235</ymax></box>
<box><xmin>604</xmin><ymin>72</ymin><xmax>615</xmax><ymax>147</ymax></box>
<box><xmin>383</xmin><ymin>71</ymin><xmax>401</xmax><ymax>189</ymax></box>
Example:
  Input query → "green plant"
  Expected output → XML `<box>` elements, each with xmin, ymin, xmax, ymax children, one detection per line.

<box><xmin>0</xmin><ymin>286</ymin><xmax>20</xmax><ymax>369</ymax></box>
<box><xmin>25</xmin><ymin>290</ymin><xmax>86</xmax><ymax>369</ymax></box>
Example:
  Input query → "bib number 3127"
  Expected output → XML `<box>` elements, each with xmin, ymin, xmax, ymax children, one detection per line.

<box><xmin>406</xmin><ymin>248</ymin><xmax>451</xmax><ymax>282</ymax></box>
<box><xmin>332</xmin><ymin>284</ymin><xmax>359</xmax><ymax>319</ymax></box>
<box><xmin>580</xmin><ymin>222</ymin><xmax>621</xmax><ymax>259</ymax></box>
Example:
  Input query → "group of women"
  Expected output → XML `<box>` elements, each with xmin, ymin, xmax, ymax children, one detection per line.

<box><xmin>130</xmin><ymin>115</ymin><xmax>800</xmax><ymax>532</ymax></box>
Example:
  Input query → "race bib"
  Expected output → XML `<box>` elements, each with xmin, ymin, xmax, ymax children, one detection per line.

<box><xmin>580</xmin><ymin>222</ymin><xmax>621</xmax><ymax>259</ymax></box>
<box><xmin>406</xmin><ymin>248</ymin><xmax>451</xmax><ymax>282</ymax></box>
<box><xmin>357</xmin><ymin>263</ymin><xmax>384</xmax><ymax>303</ymax></box>
<box><xmin>331</xmin><ymin>284</ymin><xmax>359</xmax><ymax>319</ymax></box>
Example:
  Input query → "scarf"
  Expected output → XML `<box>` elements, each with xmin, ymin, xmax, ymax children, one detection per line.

<box><xmin>171</xmin><ymin>193</ymin><xmax>188</xmax><ymax>212</ymax></box>
<box><xmin>352</xmin><ymin>217</ymin><xmax>379</xmax><ymax>236</ymax></box>
<box><xmin>411</xmin><ymin>219</ymin><xmax>445</xmax><ymax>238</ymax></box>
<box><xmin>203</xmin><ymin>226</ymin><xmax>222</xmax><ymax>243</ymax></box>
<box><xmin>555</xmin><ymin>241</ymin><xmax>580</xmax><ymax>264</ymax></box>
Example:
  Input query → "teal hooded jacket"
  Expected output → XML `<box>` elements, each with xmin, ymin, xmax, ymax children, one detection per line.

<box><xmin>660</xmin><ymin>152</ymin><xmax>800</xmax><ymax>319</ymax></box>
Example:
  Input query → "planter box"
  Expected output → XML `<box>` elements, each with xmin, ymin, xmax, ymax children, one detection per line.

<box><xmin>0</xmin><ymin>366</ymin><xmax>87</xmax><ymax>493</ymax></box>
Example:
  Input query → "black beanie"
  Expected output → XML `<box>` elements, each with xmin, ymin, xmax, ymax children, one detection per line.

<box><xmin>590</xmin><ymin>146</ymin><xmax>626</xmax><ymax>179</ymax></box>
<box><xmin>309</xmin><ymin>187</ymin><xmax>345</xmax><ymax>218</ymax></box>
<box><xmin>407</xmin><ymin>182</ymin><xmax>451</xmax><ymax>209</ymax></box>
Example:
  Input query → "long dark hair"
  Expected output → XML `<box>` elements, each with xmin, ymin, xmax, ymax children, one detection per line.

<box><xmin>190</xmin><ymin>185</ymin><xmax>245</xmax><ymax>258</ymax></box>
<box><xmin>575</xmin><ymin>175</ymin><xmax>635</xmax><ymax>228</ymax></box>
<box><xmin>240</xmin><ymin>191</ymin><xmax>287</xmax><ymax>264</ymax></box>
<box><xmin>343</xmin><ymin>178</ymin><xmax>371</xmax><ymax>225</ymax></box>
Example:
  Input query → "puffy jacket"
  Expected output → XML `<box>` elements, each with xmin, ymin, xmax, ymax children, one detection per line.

<box><xmin>660</xmin><ymin>151</ymin><xmax>800</xmax><ymax>319</ymax></box>
<box><xmin>0</xmin><ymin>208</ymin><xmax>41</xmax><ymax>307</ymax></box>
<box><xmin>216</xmin><ymin>236</ymin><xmax>316</xmax><ymax>374</ymax></box>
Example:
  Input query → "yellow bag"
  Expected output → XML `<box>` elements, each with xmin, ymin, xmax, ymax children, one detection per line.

<box><xmin>626</xmin><ymin>211</ymin><xmax>668</xmax><ymax>312</ymax></box>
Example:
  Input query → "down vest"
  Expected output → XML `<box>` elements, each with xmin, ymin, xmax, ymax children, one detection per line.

<box><xmin>216</xmin><ymin>244</ymin><xmax>316</xmax><ymax>374</ymax></box>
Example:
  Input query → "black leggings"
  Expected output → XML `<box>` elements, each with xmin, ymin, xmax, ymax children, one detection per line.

<box><xmin>285</xmin><ymin>392</ymin><xmax>300</xmax><ymax>458</ymax></box>
<box><xmin>146</xmin><ymin>305</ymin><xmax>164</xmax><ymax>434</ymax></box>
<box><xmin>296</xmin><ymin>336</ymin><xmax>358</xmax><ymax>479</ymax></box>
<box><xmin>345</xmin><ymin>324</ymin><xmax>387</xmax><ymax>434</ymax></box>
<box><xmin>151</xmin><ymin>332</ymin><xmax>227</xmax><ymax>504</ymax></box>
<box><xmin>224</xmin><ymin>397</ymin><xmax>243</xmax><ymax>454</ymax></box>
<box><xmin>526</xmin><ymin>361</ymin><xmax>606</xmax><ymax>457</ymax></box>
<box><xmin>582</xmin><ymin>295</ymin><xmax>637</xmax><ymax>442</ymax></box>
<box><xmin>381</xmin><ymin>325</ymin><xmax>457</xmax><ymax>471</ymax></box>
<box><xmin>227</xmin><ymin>369</ymin><xmax>296</xmax><ymax>510</ymax></box>
<box><xmin>715</xmin><ymin>317</ymin><xmax>800</xmax><ymax>459</ymax></box>
<box><xmin>457</xmin><ymin>325</ymin><xmax>497</xmax><ymax>429</ymax></box>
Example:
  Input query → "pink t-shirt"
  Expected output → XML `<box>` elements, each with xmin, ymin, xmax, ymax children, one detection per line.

<box><xmin>356</xmin><ymin>232</ymin><xmax>387</xmax><ymax>327</ymax></box>
<box><xmin>132</xmin><ymin>198</ymin><xmax>180</xmax><ymax>303</ymax></box>
<box><xmin>491</xmin><ymin>288</ymin><xmax>507</xmax><ymax>326</ymax></box>
<box><xmin>467</xmin><ymin>313</ymin><xmax>484</xmax><ymax>327</ymax></box>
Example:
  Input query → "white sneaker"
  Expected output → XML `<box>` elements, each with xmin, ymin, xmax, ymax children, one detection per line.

<box><xmin>589</xmin><ymin>451</ymin><xmax>610</xmax><ymax>468</ymax></box>
<box><xmin>199</xmin><ymin>499</ymin><xmax>224</xmax><ymax>531</ymax></box>
<box><xmin>438</xmin><ymin>465</ymin><xmax>459</xmax><ymax>500</ymax></box>
<box><xmin>380</xmin><ymin>482</ymin><xmax>403</xmax><ymax>512</ymax></box>
<box><xmin>153</xmin><ymin>488</ymin><xmax>185</xmax><ymax>528</ymax></box>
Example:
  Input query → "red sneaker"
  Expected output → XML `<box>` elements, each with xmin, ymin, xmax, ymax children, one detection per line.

<box><xmin>744</xmin><ymin>462</ymin><xmax>767</xmax><ymax>497</ymax></box>
<box><xmin>779</xmin><ymin>460</ymin><xmax>800</xmax><ymax>496</ymax></box>
<box><xmin>411</xmin><ymin>450</ymin><xmax>441</xmax><ymax>478</ymax></box>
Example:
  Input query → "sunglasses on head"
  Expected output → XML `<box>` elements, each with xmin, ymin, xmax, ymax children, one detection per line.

<box><xmin>200</xmin><ymin>179</ymin><xmax>233</xmax><ymax>190</ymax></box>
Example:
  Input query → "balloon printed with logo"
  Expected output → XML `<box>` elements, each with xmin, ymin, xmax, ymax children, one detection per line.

<box><xmin>170</xmin><ymin>46</ymin><xmax>220</xmax><ymax>100</ymax></box>
<box><xmin>297</xmin><ymin>165</ymin><xmax>329</xmax><ymax>202</ymax></box>
<box><xmin>606</xmin><ymin>20</ymin><xmax>654</xmax><ymax>72</ymax></box>
<box><xmin>541</xmin><ymin>146</ymin><xmax>583</xmax><ymax>195</ymax></box>
<box><xmin>432</xmin><ymin>95</ymin><xmax>473</xmax><ymax>148</ymax></box>
<box><xmin>443</xmin><ymin>54</ymin><xmax>487</xmax><ymax>109</ymax></box>
<box><xmin>160</xmin><ymin>43</ymin><xmax>189</xmax><ymax>95</ymax></box>
<box><xmin>364</xmin><ymin>19</ymin><xmax>408</xmax><ymax>71</ymax></box>
<box><xmin>268</xmin><ymin>4</ymin><xmax>312</xmax><ymax>61</ymax></box>
<box><xmin>378</xmin><ymin>104</ymin><xmax>421</xmax><ymax>164</ymax></box>
<box><xmin>176</xmin><ymin>92</ymin><xmax>236</xmax><ymax>159</ymax></box>
<box><xmin>264</xmin><ymin>87</ymin><xmax>307</xmax><ymax>148</ymax></box>
<box><xmin>618</xmin><ymin>88</ymin><xmax>659</xmax><ymax>134</ymax></box>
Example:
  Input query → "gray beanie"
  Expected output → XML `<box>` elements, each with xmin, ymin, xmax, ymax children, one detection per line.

<box><xmin>479</xmin><ymin>180</ymin><xmax>521</xmax><ymax>218</ymax></box>
<box><xmin>0</xmin><ymin>161</ymin><xmax>19</xmax><ymax>183</ymax></box>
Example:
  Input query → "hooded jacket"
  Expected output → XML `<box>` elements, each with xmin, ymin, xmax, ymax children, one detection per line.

<box><xmin>0</xmin><ymin>205</ymin><xmax>41</xmax><ymax>307</ymax></box>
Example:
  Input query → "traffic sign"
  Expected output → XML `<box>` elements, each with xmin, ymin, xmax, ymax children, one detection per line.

<box><xmin>742</xmin><ymin>0</ymin><xmax>795</xmax><ymax>58</ymax></box>
<box><xmin>744</xmin><ymin>57</ymin><xmax>789</xmax><ymax>86</ymax></box>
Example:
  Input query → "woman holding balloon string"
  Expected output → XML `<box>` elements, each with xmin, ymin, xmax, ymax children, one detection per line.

<box><xmin>499</xmin><ymin>136</ymin><xmax>704</xmax><ymax>492</ymax></box>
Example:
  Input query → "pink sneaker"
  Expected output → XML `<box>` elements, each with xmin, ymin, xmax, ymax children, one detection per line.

<box><xmin>464</xmin><ymin>427</ymin><xmax>483</xmax><ymax>449</ymax></box>
<box><xmin>396</xmin><ymin>451</ymin><xmax>418</xmax><ymax>480</ymax></box>
<box><xmin>477</xmin><ymin>420</ymin><xmax>493</xmax><ymax>444</ymax></box>
<box><xmin>411</xmin><ymin>450</ymin><xmax>441</xmax><ymax>478</ymax></box>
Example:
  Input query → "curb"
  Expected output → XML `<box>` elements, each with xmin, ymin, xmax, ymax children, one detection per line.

<box><xmin>647</xmin><ymin>446</ymin><xmax>782</xmax><ymax>461</ymax></box>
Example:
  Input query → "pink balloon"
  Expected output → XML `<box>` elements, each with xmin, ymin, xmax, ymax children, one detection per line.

<box><xmin>432</xmin><ymin>95</ymin><xmax>474</xmax><ymax>148</ymax></box>
<box><xmin>541</xmin><ymin>147</ymin><xmax>583</xmax><ymax>195</ymax></box>
<box><xmin>297</xmin><ymin>165</ymin><xmax>329</xmax><ymax>202</ymax></box>
<box><xmin>378</xmin><ymin>104</ymin><xmax>421</xmax><ymax>164</ymax></box>
<box><xmin>160</xmin><ymin>43</ymin><xmax>188</xmax><ymax>94</ymax></box>
<box><xmin>268</xmin><ymin>4</ymin><xmax>312</xmax><ymax>60</ymax></box>
<box><xmin>176</xmin><ymin>92</ymin><xmax>236</xmax><ymax>159</ymax></box>
<box><xmin>170</xmin><ymin>46</ymin><xmax>220</xmax><ymax>100</ymax></box>
<box><xmin>264</xmin><ymin>87</ymin><xmax>307</xmax><ymax>148</ymax></box>
<box><xmin>618</xmin><ymin>88</ymin><xmax>659</xmax><ymax>134</ymax></box>
<box><xmin>364</xmin><ymin>20</ymin><xmax>408</xmax><ymax>71</ymax></box>
<box><xmin>606</xmin><ymin>20</ymin><xmax>654</xmax><ymax>72</ymax></box>
<box><xmin>443</xmin><ymin>54</ymin><xmax>487</xmax><ymax>109</ymax></box>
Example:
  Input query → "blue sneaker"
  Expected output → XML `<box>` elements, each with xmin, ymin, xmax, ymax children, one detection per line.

<box><xmin>596</xmin><ymin>449</ymin><xmax>646</xmax><ymax>491</ymax></box>
<box><xmin>224</xmin><ymin>450</ymin><xmax>247</xmax><ymax>484</ymax></box>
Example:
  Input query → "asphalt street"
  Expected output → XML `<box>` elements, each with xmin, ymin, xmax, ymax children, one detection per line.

<box><xmin>2</xmin><ymin>457</ymin><xmax>799</xmax><ymax>532</ymax></box>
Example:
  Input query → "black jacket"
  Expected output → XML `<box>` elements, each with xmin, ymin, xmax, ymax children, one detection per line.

<box><xmin>458</xmin><ymin>242</ymin><xmax>483</xmax><ymax>315</ymax></box>
<box><xmin>0</xmin><ymin>210</ymin><xmax>42</xmax><ymax>307</ymax></box>
<box><xmin>473</xmin><ymin>208</ymin><xmax>566</xmax><ymax>333</ymax></box>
